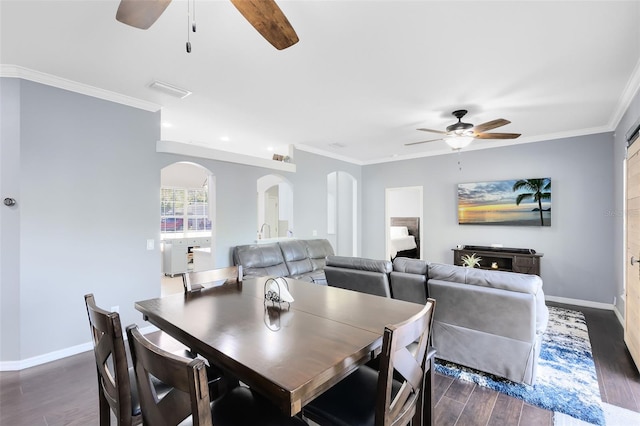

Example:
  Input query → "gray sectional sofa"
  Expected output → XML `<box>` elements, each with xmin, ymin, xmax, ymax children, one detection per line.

<box><xmin>232</xmin><ymin>239</ymin><xmax>334</xmax><ymax>285</ymax></box>
<box><xmin>322</xmin><ymin>255</ymin><xmax>548</xmax><ymax>385</ymax></box>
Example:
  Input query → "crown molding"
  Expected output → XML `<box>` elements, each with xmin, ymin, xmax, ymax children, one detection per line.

<box><xmin>0</xmin><ymin>64</ymin><xmax>161</xmax><ymax>112</ymax></box>
<box><xmin>157</xmin><ymin>140</ymin><xmax>297</xmax><ymax>173</ymax></box>
<box><xmin>609</xmin><ymin>57</ymin><xmax>640</xmax><ymax>130</ymax></box>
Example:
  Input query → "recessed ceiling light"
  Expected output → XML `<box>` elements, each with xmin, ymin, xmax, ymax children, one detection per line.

<box><xmin>148</xmin><ymin>80</ymin><xmax>192</xmax><ymax>99</ymax></box>
<box><xmin>162</xmin><ymin>122</ymin><xmax>173</xmax><ymax>128</ymax></box>
<box><xmin>267</xmin><ymin>146</ymin><xmax>274</xmax><ymax>151</ymax></box>
<box><xmin>220</xmin><ymin>136</ymin><xmax>230</xmax><ymax>142</ymax></box>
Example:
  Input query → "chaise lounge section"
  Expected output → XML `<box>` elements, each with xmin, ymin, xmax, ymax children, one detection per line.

<box><xmin>427</xmin><ymin>262</ymin><xmax>548</xmax><ymax>385</ymax></box>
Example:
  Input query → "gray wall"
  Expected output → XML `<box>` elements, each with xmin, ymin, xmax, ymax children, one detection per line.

<box><xmin>361</xmin><ymin>133</ymin><xmax>616</xmax><ymax>304</ymax></box>
<box><xmin>3</xmin><ymin>79</ymin><xmax>162</xmax><ymax>360</ymax></box>
<box><xmin>155</xmin><ymin>148</ymin><xmax>361</xmax><ymax>268</ymax></box>
<box><xmin>0</xmin><ymin>78</ymin><xmax>21</xmax><ymax>361</ymax></box>
<box><xmin>0</xmin><ymin>78</ymin><xmax>361</xmax><ymax>363</ymax></box>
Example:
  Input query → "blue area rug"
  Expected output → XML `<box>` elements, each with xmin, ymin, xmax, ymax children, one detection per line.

<box><xmin>434</xmin><ymin>306</ymin><xmax>605</xmax><ymax>425</ymax></box>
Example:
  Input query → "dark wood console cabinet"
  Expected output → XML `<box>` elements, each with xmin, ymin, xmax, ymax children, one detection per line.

<box><xmin>453</xmin><ymin>247</ymin><xmax>543</xmax><ymax>276</ymax></box>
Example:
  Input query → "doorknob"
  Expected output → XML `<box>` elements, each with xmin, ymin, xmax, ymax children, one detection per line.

<box><xmin>632</xmin><ymin>256</ymin><xmax>639</xmax><ymax>266</ymax></box>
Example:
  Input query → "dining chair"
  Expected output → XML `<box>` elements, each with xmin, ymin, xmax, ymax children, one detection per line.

<box><xmin>303</xmin><ymin>298</ymin><xmax>437</xmax><ymax>426</ymax></box>
<box><xmin>84</xmin><ymin>294</ymin><xmax>228</xmax><ymax>425</ymax></box>
<box><xmin>84</xmin><ymin>293</ymin><xmax>143</xmax><ymax>426</ymax></box>
<box><xmin>125</xmin><ymin>324</ymin><xmax>308</xmax><ymax>426</ymax></box>
<box><xmin>182</xmin><ymin>265</ymin><xmax>242</xmax><ymax>292</ymax></box>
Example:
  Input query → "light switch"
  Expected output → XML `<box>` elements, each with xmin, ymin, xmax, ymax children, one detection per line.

<box><xmin>312</xmin><ymin>230</ymin><xmax>318</xmax><ymax>236</ymax></box>
<box><xmin>146</xmin><ymin>239</ymin><xmax>155</xmax><ymax>250</ymax></box>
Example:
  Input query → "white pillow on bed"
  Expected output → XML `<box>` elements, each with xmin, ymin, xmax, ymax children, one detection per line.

<box><xmin>390</xmin><ymin>226</ymin><xmax>409</xmax><ymax>238</ymax></box>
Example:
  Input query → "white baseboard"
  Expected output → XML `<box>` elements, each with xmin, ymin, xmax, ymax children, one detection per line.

<box><xmin>613</xmin><ymin>305</ymin><xmax>625</xmax><ymax>327</ymax></box>
<box><xmin>0</xmin><ymin>325</ymin><xmax>158</xmax><ymax>371</ymax></box>
<box><xmin>545</xmin><ymin>295</ymin><xmax>626</xmax><ymax>327</ymax></box>
<box><xmin>545</xmin><ymin>295</ymin><xmax>614</xmax><ymax>311</ymax></box>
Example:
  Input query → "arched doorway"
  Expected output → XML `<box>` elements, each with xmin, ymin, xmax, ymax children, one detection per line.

<box><xmin>160</xmin><ymin>162</ymin><xmax>215</xmax><ymax>294</ymax></box>
<box><xmin>257</xmin><ymin>174</ymin><xmax>294</xmax><ymax>240</ymax></box>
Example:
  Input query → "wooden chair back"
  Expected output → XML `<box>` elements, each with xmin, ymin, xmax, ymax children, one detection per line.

<box><xmin>126</xmin><ymin>324</ymin><xmax>212</xmax><ymax>426</ymax></box>
<box><xmin>182</xmin><ymin>265</ymin><xmax>242</xmax><ymax>292</ymax></box>
<box><xmin>84</xmin><ymin>293</ymin><xmax>141</xmax><ymax>426</ymax></box>
<box><xmin>376</xmin><ymin>298</ymin><xmax>436</xmax><ymax>426</ymax></box>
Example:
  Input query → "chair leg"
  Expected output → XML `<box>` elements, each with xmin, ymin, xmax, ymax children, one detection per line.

<box><xmin>413</xmin><ymin>361</ymin><xmax>435</xmax><ymax>426</ymax></box>
<box><xmin>424</xmin><ymin>364</ymin><xmax>434</xmax><ymax>426</ymax></box>
<box><xmin>98</xmin><ymin>386</ymin><xmax>111</xmax><ymax>426</ymax></box>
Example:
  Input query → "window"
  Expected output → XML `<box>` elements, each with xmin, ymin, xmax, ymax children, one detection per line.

<box><xmin>161</xmin><ymin>187</ymin><xmax>211</xmax><ymax>234</ymax></box>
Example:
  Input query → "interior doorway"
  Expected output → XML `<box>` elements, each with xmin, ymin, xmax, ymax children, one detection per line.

<box><xmin>257</xmin><ymin>174</ymin><xmax>293</xmax><ymax>241</ymax></box>
<box><xmin>160</xmin><ymin>162</ymin><xmax>215</xmax><ymax>295</ymax></box>
<box><xmin>625</xmin><ymin>140</ymin><xmax>640</xmax><ymax>372</ymax></box>
<box><xmin>385</xmin><ymin>186</ymin><xmax>423</xmax><ymax>261</ymax></box>
<box><xmin>265</xmin><ymin>186</ymin><xmax>279</xmax><ymax>238</ymax></box>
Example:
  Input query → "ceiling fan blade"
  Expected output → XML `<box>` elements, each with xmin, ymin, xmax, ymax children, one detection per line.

<box><xmin>417</xmin><ymin>128</ymin><xmax>448</xmax><ymax>135</ymax></box>
<box><xmin>116</xmin><ymin>0</ymin><xmax>172</xmax><ymax>30</ymax></box>
<box><xmin>475</xmin><ymin>132</ymin><xmax>521</xmax><ymax>140</ymax></box>
<box><xmin>405</xmin><ymin>138</ymin><xmax>443</xmax><ymax>146</ymax></box>
<box><xmin>230</xmin><ymin>0</ymin><xmax>299</xmax><ymax>50</ymax></box>
<box><xmin>472</xmin><ymin>118</ymin><xmax>510</xmax><ymax>134</ymax></box>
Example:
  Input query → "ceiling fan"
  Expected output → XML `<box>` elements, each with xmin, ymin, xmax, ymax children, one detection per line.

<box><xmin>406</xmin><ymin>110</ymin><xmax>521</xmax><ymax>150</ymax></box>
<box><xmin>115</xmin><ymin>0</ymin><xmax>299</xmax><ymax>50</ymax></box>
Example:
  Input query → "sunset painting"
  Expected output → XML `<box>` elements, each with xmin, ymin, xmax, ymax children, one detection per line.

<box><xmin>458</xmin><ymin>178</ymin><xmax>551</xmax><ymax>226</ymax></box>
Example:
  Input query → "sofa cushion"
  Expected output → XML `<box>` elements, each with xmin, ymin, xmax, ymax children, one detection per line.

<box><xmin>304</xmin><ymin>239</ymin><xmax>335</xmax><ymax>271</ymax></box>
<box><xmin>279</xmin><ymin>240</ymin><xmax>314</xmax><ymax>276</ymax></box>
<box><xmin>392</xmin><ymin>257</ymin><xmax>428</xmax><ymax>275</ymax></box>
<box><xmin>389</xmin><ymin>258</ymin><xmax>429</xmax><ymax>304</ymax></box>
<box><xmin>233</xmin><ymin>243</ymin><xmax>290</xmax><ymax>278</ymax></box>
<box><xmin>428</xmin><ymin>263</ymin><xmax>540</xmax><ymax>295</ymax></box>
<box><xmin>326</xmin><ymin>256</ymin><xmax>392</xmax><ymax>274</ymax></box>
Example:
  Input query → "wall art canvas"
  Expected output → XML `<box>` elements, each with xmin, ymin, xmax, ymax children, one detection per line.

<box><xmin>458</xmin><ymin>178</ymin><xmax>551</xmax><ymax>226</ymax></box>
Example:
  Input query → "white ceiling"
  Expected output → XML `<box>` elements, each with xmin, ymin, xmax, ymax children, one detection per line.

<box><xmin>2</xmin><ymin>0</ymin><xmax>640</xmax><ymax>164</ymax></box>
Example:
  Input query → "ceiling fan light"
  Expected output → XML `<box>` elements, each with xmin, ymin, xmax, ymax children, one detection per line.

<box><xmin>445</xmin><ymin>136</ymin><xmax>474</xmax><ymax>150</ymax></box>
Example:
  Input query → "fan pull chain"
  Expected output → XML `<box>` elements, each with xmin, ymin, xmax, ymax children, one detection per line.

<box><xmin>186</xmin><ymin>0</ymin><xmax>191</xmax><ymax>52</ymax></box>
<box><xmin>186</xmin><ymin>0</ymin><xmax>196</xmax><ymax>52</ymax></box>
<box><xmin>192</xmin><ymin>0</ymin><xmax>196</xmax><ymax>33</ymax></box>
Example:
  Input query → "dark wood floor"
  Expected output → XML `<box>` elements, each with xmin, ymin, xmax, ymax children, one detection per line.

<box><xmin>433</xmin><ymin>302</ymin><xmax>640</xmax><ymax>426</ymax></box>
<box><xmin>1</xmin><ymin>303</ymin><xmax>639</xmax><ymax>426</ymax></box>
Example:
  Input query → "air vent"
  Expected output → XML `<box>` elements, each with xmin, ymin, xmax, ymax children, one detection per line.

<box><xmin>148</xmin><ymin>80</ymin><xmax>192</xmax><ymax>99</ymax></box>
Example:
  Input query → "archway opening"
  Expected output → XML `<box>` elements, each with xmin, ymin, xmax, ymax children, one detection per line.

<box><xmin>257</xmin><ymin>174</ymin><xmax>294</xmax><ymax>241</ymax></box>
<box><xmin>160</xmin><ymin>162</ymin><xmax>215</xmax><ymax>294</ymax></box>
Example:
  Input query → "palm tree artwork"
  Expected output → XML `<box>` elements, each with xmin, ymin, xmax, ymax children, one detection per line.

<box><xmin>457</xmin><ymin>177</ymin><xmax>551</xmax><ymax>226</ymax></box>
<box><xmin>513</xmin><ymin>178</ymin><xmax>551</xmax><ymax>226</ymax></box>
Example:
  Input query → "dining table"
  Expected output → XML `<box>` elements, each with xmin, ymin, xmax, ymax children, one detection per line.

<box><xmin>135</xmin><ymin>276</ymin><xmax>425</xmax><ymax>417</ymax></box>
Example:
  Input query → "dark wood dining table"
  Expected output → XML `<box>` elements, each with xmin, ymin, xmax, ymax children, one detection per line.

<box><xmin>135</xmin><ymin>276</ymin><xmax>424</xmax><ymax>416</ymax></box>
